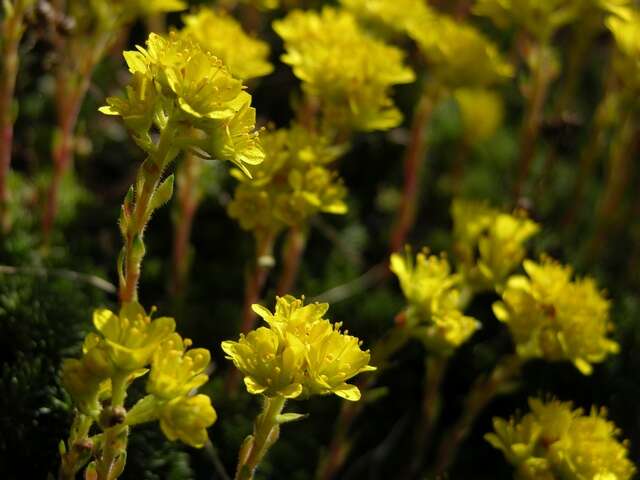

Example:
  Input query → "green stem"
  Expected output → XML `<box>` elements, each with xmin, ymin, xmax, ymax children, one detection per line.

<box><xmin>59</xmin><ymin>413</ymin><xmax>94</xmax><ymax>480</ymax></box>
<box><xmin>119</xmin><ymin>119</ymin><xmax>178</xmax><ymax>303</ymax></box>
<box><xmin>434</xmin><ymin>355</ymin><xmax>523</xmax><ymax>475</ymax></box>
<box><xmin>235</xmin><ymin>396</ymin><xmax>287</xmax><ymax>480</ymax></box>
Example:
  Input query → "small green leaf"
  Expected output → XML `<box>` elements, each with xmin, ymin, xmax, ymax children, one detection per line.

<box><xmin>149</xmin><ymin>174</ymin><xmax>174</xmax><ymax>212</ymax></box>
<box><xmin>276</xmin><ymin>412</ymin><xmax>308</xmax><ymax>424</ymax></box>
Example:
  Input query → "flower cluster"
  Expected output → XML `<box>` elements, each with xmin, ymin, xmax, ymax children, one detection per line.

<box><xmin>492</xmin><ymin>257</ymin><xmax>619</xmax><ymax>374</ymax></box>
<box><xmin>486</xmin><ymin>398</ymin><xmax>635</xmax><ymax>480</ymax></box>
<box><xmin>62</xmin><ymin>302</ymin><xmax>216</xmax><ymax>447</ymax></box>
<box><xmin>453</xmin><ymin>88</ymin><xmax>505</xmax><ymax>146</ymax></box>
<box><xmin>180</xmin><ymin>7</ymin><xmax>273</xmax><ymax>81</ymax></box>
<box><xmin>273</xmin><ymin>7</ymin><xmax>415</xmax><ymax>132</ymax></box>
<box><xmin>227</xmin><ymin>125</ymin><xmax>347</xmax><ymax>239</ymax></box>
<box><xmin>339</xmin><ymin>0</ymin><xmax>435</xmax><ymax>35</ymax></box>
<box><xmin>408</xmin><ymin>12</ymin><xmax>513</xmax><ymax>88</ymax></box>
<box><xmin>222</xmin><ymin>296</ymin><xmax>375</xmax><ymax>401</ymax></box>
<box><xmin>452</xmin><ymin>199</ymin><xmax>539</xmax><ymax>292</ymax></box>
<box><xmin>606</xmin><ymin>7</ymin><xmax>640</xmax><ymax>87</ymax></box>
<box><xmin>100</xmin><ymin>32</ymin><xmax>264</xmax><ymax>175</ymax></box>
<box><xmin>390</xmin><ymin>248</ymin><xmax>480</xmax><ymax>355</ymax></box>
<box><xmin>473</xmin><ymin>0</ymin><xmax>584</xmax><ymax>41</ymax></box>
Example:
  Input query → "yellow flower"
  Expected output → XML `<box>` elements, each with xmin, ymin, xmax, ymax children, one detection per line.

<box><xmin>492</xmin><ymin>257</ymin><xmax>619</xmax><ymax>374</ymax></box>
<box><xmin>452</xmin><ymin>199</ymin><xmax>539</xmax><ymax>292</ymax></box>
<box><xmin>159</xmin><ymin>394</ymin><xmax>217</xmax><ymax>448</ymax></box>
<box><xmin>147</xmin><ymin>334</ymin><xmax>210</xmax><ymax>400</ymax></box>
<box><xmin>340</xmin><ymin>0</ymin><xmax>435</xmax><ymax>35</ymax></box>
<box><xmin>227</xmin><ymin>125</ymin><xmax>347</xmax><ymax>235</ymax></box>
<box><xmin>223</xmin><ymin>296</ymin><xmax>375</xmax><ymax>401</ymax></box>
<box><xmin>61</xmin><ymin>358</ymin><xmax>105</xmax><ymax>416</ymax></box>
<box><xmin>473</xmin><ymin>0</ymin><xmax>583</xmax><ymax>41</ymax></box>
<box><xmin>124</xmin><ymin>33</ymin><xmax>244</xmax><ymax>120</ymax></box>
<box><xmin>408</xmin><ymin>14</ymin><xmax>513</xmax><ymax>88</ymax></box>
<box><xmin>390</xmin><ymin>248</ymin><xmax>480</xmax><ymax>354</ymax></box>
<box><xmin>101</xmin><ymin>32</ymin><xmax>264</xmax><ymax>172</ymax></box>
<box><xmin>486</xmin><ymin>398</ymin><xmax>636</xmax><ymax>480</ymax></box>
<box><xmin>181</xmin><ymin>7</ymin><xmax>272</xmax><ymax>80</ymax></box>
<box><xmin>92</xmin><ymin>302</ymin><xmax>176</xmax><ymax>371</ymax></box>
<box><xmin>221</xmin><ymin>326</ymin><xmax>306</xmax><ymax>399</ymax></box>
<box><xmin>606</xmin><ymin>8</ymin><xmax>640</xmax><ymax>85</ymax></box>
<box><xmin>454</xmin><ymin>88</ymin><xmax>504</xmax><ymax>145</ymax></box>
<box><xmin>273</xmin><ymin>7</ymin><xmax>415</xmax><ymax>131</ymax></box>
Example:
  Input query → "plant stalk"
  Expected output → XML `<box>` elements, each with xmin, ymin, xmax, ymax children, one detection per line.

<box><xmin>276</xmin><ymin>226</ymin><xmax>307</xmax><ymax>296</ymax></box>
<box><xmin>235</xmin><ymin>396</ymin><xmax>286</xmax><ymax>480</ymax></box>
<box><xmin>389</xmin><ymin>90</ymin><xmax>434</xmax><ymax>253</ymax></box>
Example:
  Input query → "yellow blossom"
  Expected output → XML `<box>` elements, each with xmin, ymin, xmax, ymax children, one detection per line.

<box><xmin>454</xmin><ymin>88</ymin><xmax>504</xmax><ymax>145</ymax></box>
<box><xmin>181</xmin><ymin>7</ymin><xmax>273</xmax><ymax>80</ymax></box>
<box><xmin>452</xmin><ymin>199</ymin><xmax>539</xmax><ymax>292</ymax></box>
<box><xmin>273</xmin><ymin>7</ymin><xmax>415</xmax><ymax>131</ymax></box>
<box><xmin>606</xmin><ymin>7</ymin><xmax>640</xmax><ymax>85</ymax></box>
<box><xmin>92</xmin><ymin>302</ymin><xmax>176</xmax><ymax>371</ymax></box>
<box><xmin>222</xmin><ymin>296</ymin><xmax>375</xmax><ymax>401</ymax></box>
<box><xmin>221</xmin><ymin>327</ymin><xmax>306</xmax><ymax>399</ymax></box>
<box><xmin>486</xmin><ymin>398</ymin><xmax>636</xmax><ymax>480</ymax></box>
<box><xmin>100</xmin><ymin>32</ymin><xmax>264</xmax><ymax>173</ymax></box>
<box><xmin>492</xmin><ymin>257</ymin><xmax>619</xmax><ymax>374</ymax></box>
<box><xmin>390</xmin><ymin>248</ymin><xmax>480</xmax><ymax>354</ymax></box>
<box><xmin>227</xmin><ymin>125</ymin><xmax>347</xmax><ymax>236</ymax></box>
<box><xmin>473</xmin><ymin>0</ymin><xmax>584</xmax><ymax>41</ymax></box>
<box><xmin>339</xmin><ymin>0</ymin><xmax>435</xmax><ymax>35</ymax></box>
<box><xmin>147</xmin><ymin>334</ymin><xmax>210</xmax><ymax>400</ymax></box>
<box><xmin>408</xmin><ymin>14</ymin><xmax>513</xmax><ymax>88</ymax></box>
<box><xmin>159</xmin><ymin>394</ymin><xmax>217</xmax><ymax>448</ymax></box>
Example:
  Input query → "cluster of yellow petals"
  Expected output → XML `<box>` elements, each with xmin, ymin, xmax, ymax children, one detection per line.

<box><xmin>390</xmin><ymin>248</ymin><xmax>480</xmax><ymax>355</ymax></box>
<box><xmin>493</xmin><ymin>258</ymin><xmax>619</xmax><ymax>374</ymax></box>
<box><xmin>452</xmin><ymin>199</ymin><xmax>539</xmax><ymax>292</ymax></box>
<box><xmin>273</xmin><ymin>7</ymin><xmax>415</xmax><ymax>131</ymax></box>
<box><xmin>62</xmin><ymin>303</ymin><xmax>216</xmax><ymax>448</ymax></box>
<box><xmin>227</xmin><ymin>125</ymin><xmax>347</xmax><ymax>237</ymax></box>
<box><xmin>180</xmin><ymin>7</ymin><xmax>273</xmax><ymax>81</ymax></box>
<box><xmin>100</xmin><ymin>32</ymin><xmax>263</xmax><ymax>175</ymax></box>
<box><xmin>486</xmin><ymin>398</ymin><xmax>635</xmax><ymax>480</ymax></box>
<box><xmin>222</xmin><ymin>296</ymin><xmax>375</xmax><ymax>401</ymax></box>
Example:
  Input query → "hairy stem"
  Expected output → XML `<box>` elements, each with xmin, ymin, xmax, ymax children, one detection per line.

<box><xmin>58</xmin><ymin>413</ymin><xmax>94</xmax><ymax>480</ymax></box>
<box><xmin>235</xmin><ymin>396</ymin><xmax>286</xmax><ymax>480</ymax></box>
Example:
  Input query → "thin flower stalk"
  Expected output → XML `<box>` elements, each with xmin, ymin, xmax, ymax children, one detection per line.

<box><xmin>513</xmin><ymin>42</ymin><xmax>557</xmax><ymax>201</ymax></box>
<box><xmin>434</xmin><ymin>355</ymin><xmax>523</xmax><ymax>475</ymax></box>
<box><xmin>587</xmin><ymin>110</ymin><xmax>637</xmax><ymax>258</ymax></box>
<box><xmin>389</xmin><ymin>90</ymin><xmax>435</xmax><ymax>253</ymax></box>
<box><xmin>408</xmin><ymin>355</ymin><xmax>449</xmax><ymax>477</ymax></box>
<box><xmin>235</xmin><ymin>396</ymin><xmax>287</xmax><ymax>480</ymax></box>
<box><xmin>0</xmin><ymin>0</ymin><xmax>32</xmax><ymax>232</ymax></box>
<box><xmin>42</xmin><ymin>31</ymin><xmax>113</xmax><ymax>243</ymax></box>
<box><xmin>170</xmin><ymin>151</ymin><xmax>203</xmax><ymax>297</ymax></box>
<box><xmin>276</xmin><ymin>226</ymin><xmax>307</xmax><ymax>296</ymax></box>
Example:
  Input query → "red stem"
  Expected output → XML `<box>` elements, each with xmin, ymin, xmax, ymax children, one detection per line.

<box><xmin>275</xmin><ymin>226</ymin><xmax>306</xmax><ymax>296</ymax></box>
<box><xmin>389</xmin><ymin>92</ymin><xmax>434</xmax><ymax>253</ymax></box>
